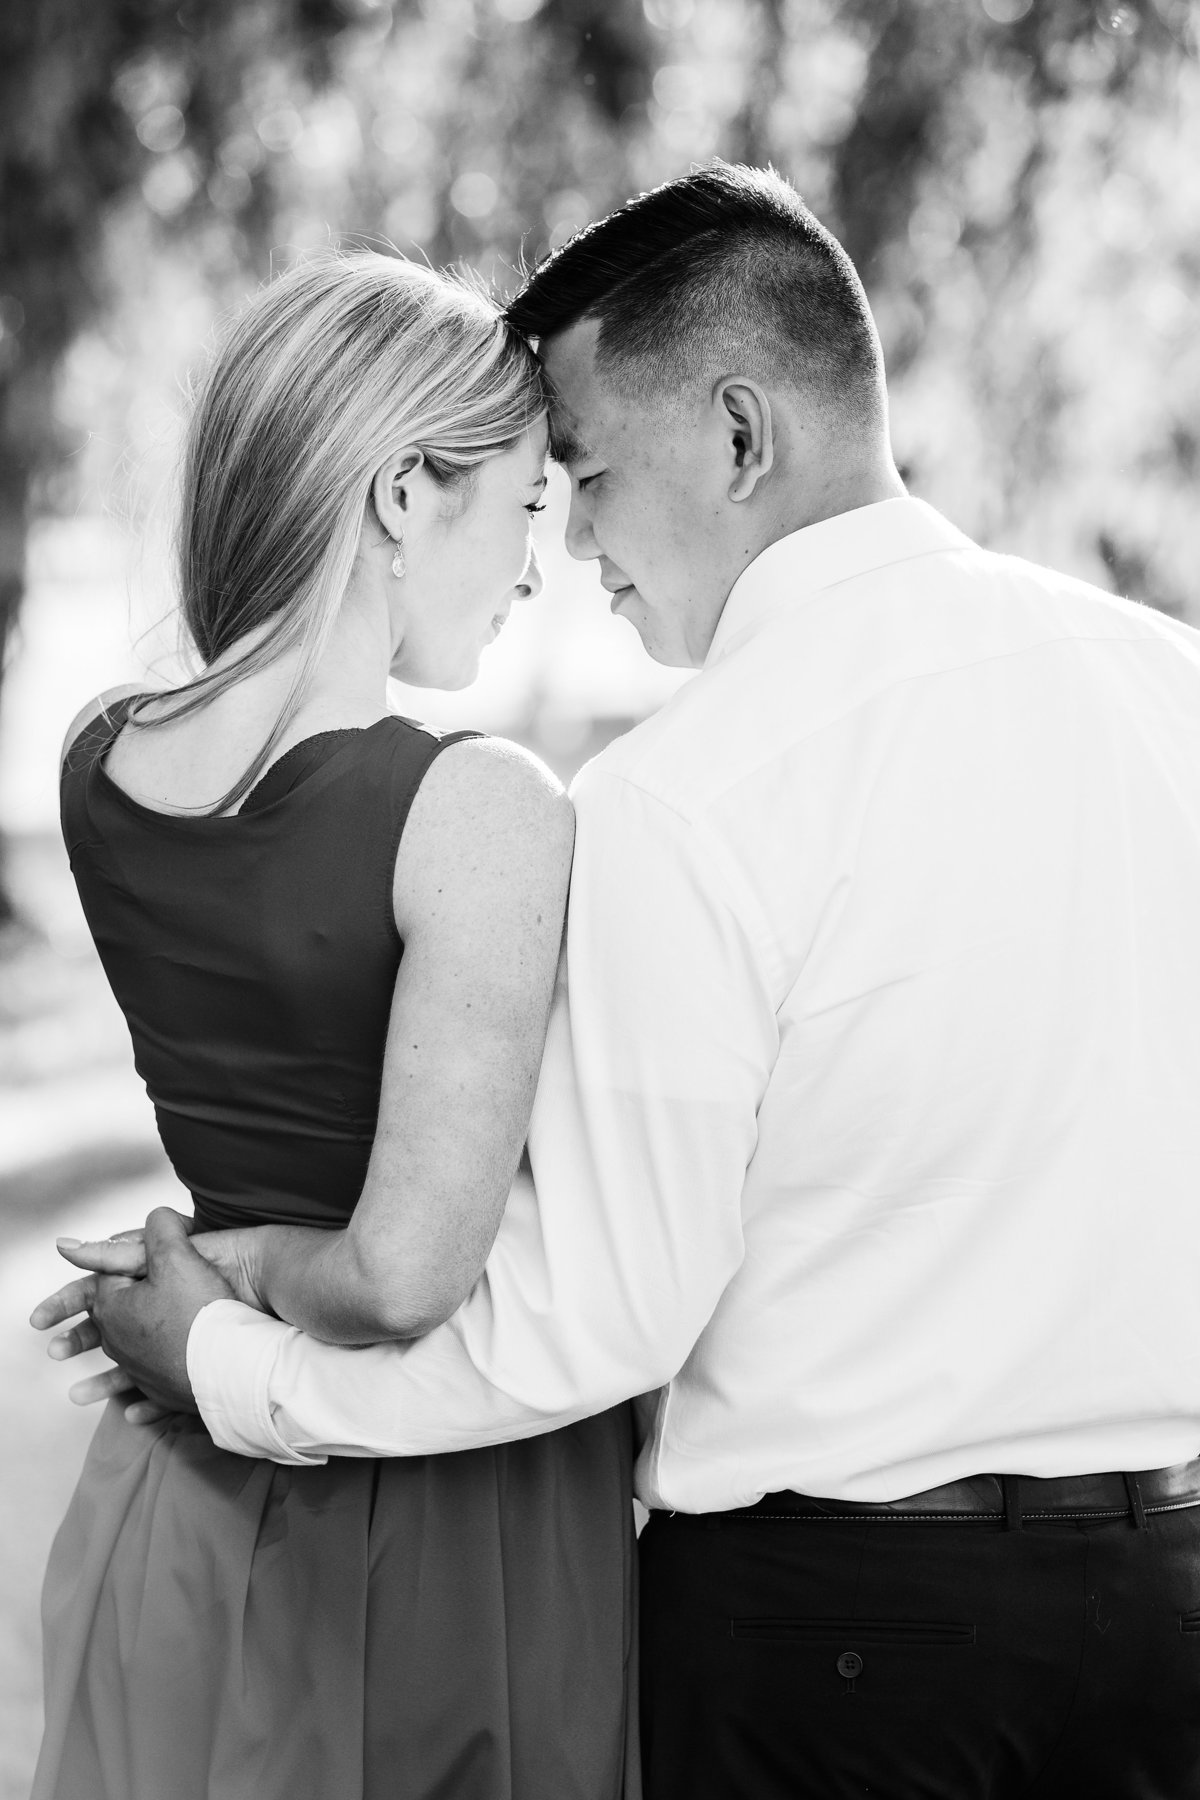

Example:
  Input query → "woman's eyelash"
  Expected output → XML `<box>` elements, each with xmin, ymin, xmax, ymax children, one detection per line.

<box><xmin>525</xmin><ymin>502</ymin><xmax>546</xmax><ymax>514</ymax></box>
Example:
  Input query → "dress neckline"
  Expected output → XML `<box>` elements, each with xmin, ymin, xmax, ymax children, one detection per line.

<box><xmin>93</xmin><ymin>701</ymin><xmax>391</xmax><ymax>827</ymax></box>
<box><xmin>237</xmin><ymin>729</ymin><xmax>366</xmax><ymax>814</ymax></box>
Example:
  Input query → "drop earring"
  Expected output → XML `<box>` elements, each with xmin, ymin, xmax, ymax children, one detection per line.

<box><xmin>391</xmin><ymin>535</ymin><xmax>406</xmax><ymax>578</ymax></box>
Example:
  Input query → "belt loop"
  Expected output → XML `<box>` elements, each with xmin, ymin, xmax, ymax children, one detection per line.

<box><xmin>1122</xmin><ymin>1471</ymin><xmax>1149</xmax><ymax>1530</ymax></box>
<box><xmin>1002</xmin><ymin>1474</ymin><xmax>1023</xmax><ymax>1531</ymax></box>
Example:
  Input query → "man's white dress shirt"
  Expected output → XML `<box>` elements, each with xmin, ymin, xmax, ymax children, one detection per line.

<box><xmin>190</xmin><ymin>497</ymin><xmax>1200</xmax><ymax>1508</ymax></box>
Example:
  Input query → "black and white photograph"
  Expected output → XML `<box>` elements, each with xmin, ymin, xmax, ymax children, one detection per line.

<box><xmin>2</xmin><ymin>1</ymin><xmax>1200</xmax><ymax>1795</ymax></box>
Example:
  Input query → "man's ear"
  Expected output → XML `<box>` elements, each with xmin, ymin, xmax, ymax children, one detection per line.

<box><xmin>371</xmin><ymin>449</ymin><xmax>425</xmax><ymax>539</ymax></box>
<box><xmin>716</xmin><ymin>379</ymin><xmax>774</xmax><ymax>502</ymax></box>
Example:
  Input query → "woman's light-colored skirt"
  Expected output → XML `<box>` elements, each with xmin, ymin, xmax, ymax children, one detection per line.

<box><xmin>33</xmin><ymin>1399</ymin><xmax>640</xmax><ymax>1800</ymax></box>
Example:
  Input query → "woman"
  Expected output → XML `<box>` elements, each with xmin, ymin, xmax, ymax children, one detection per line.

<box><xmin>30</xmin><ymin>253</ymin><xmax>637</xmax><ymax>1800</ymax></box>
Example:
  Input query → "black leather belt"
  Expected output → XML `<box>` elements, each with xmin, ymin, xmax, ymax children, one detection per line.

<box><xmin>718</xmin><ymin>1460</ymin><xmax>1200</xmax><ymax>1526</ymax></box>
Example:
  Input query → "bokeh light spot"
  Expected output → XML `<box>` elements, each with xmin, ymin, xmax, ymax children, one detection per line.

<box><xmin>371</xmin><ymin>113</ymin><xmax>422</xmax><ymax>159</ymax></box>
<box><xmin>450</xmin><ymin>171</ymin><xmax>499</xmax><ymax>219</ymax></box>
<box><xmin>141</xmin><ymin>154</ymin><xmax>198</xmax><ymax>217</ymax></box>
<box><xmin>652</xmin><ymin>63</ymin><xmax>702</xmax><ymax>110</ymax></box>
<box><xmin>293</xmin><ymin>98</ymin><xmax>362</xmax><ymax>174</ymax></box>
<box><xmin>1096</xmin><ymin>3</ymin><xmax>1140</xmax><ymax>31</ymax></box>
<box><xmin>257</xmin><ymin>109</ymin><xmax>303</xmax><ymax>153</ymax></box>
<box><xmin>544</xmin><ymin>188</ymin><xmax>590</xmax><ymax>245</ymax></box>
<box><xmin>218</xmin><ymin>134</ymin><xmax>264</xmax><ymax>175</ymax></box>
<box><xmin>208</xmin><ymin>168</ymin><xmax>252</xmax><ymax>213</ymax></box>
<box><xmin>136</xmin><ymin>104</ymin><xmax>186</xmax><ymax>154</ymax></box>
<box><xmin>384</xmin><ymin>192</ymin><xmax>439</xmax><ymax>245</ymax></box>
<box><xmin>643</xmin><ymin>0</ymin><xmax>694</xmax><ymax>28</ymax></box>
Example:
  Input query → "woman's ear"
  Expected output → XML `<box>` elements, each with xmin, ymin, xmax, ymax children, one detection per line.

<box><xmin>716</xmin><ymin>379</ymin><xmax>774</xmax><ymax>502</ymax></box>
<box><xmin>372</xmin><ymin>449</ymin><xmax>425</xmax><ymax>540</ymax></box>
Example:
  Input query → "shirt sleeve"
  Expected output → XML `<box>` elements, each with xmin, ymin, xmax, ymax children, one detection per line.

<box><xmin>188</xmin><ymin>765</ymin><xmax>778</xmax><ymax>1463</ymax></box>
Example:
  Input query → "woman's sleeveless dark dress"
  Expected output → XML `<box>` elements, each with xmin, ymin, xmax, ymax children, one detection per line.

<box><xmin>34</xmin><ymin>697</ymin><xmax>639</xmax><ymax>1800</ymax></box>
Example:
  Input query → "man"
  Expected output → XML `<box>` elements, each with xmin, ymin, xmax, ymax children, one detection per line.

<box><xmin>41</xmin><ymin>164</ymin><xmax>1200</xmax><ymax>1797</ymax></box>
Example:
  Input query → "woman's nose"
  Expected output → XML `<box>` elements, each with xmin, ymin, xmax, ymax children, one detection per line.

<box><xmin>514</xmin><ymin>541</ymin><xmax>544</xmax><ymax>602</ymax></box>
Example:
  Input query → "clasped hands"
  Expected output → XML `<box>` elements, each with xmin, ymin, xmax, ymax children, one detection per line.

<box><xmin>29</xmin><ymin>1208</ymin><xmax>266</xmax><ymax>1424</ymax></box>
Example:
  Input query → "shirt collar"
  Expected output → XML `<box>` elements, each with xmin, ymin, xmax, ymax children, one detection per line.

<box><xmin>704</xmin><ymin>496</ymin><xmax>977</xmax><ymax>669</ymax></box>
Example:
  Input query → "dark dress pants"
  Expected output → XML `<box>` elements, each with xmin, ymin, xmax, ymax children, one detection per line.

<box><xmin>640</xmin><ymin>1502</ymin><xmax>1200</xmax><ymax>1799</ymax></box>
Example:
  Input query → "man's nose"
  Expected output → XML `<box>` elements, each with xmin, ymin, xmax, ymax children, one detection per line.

<box><xmin>563</xmin><ymin>488</ymin><xmax>599</xmax><ymax>562</ymax></box>
<box><xmin>515</xmin><ymin>541</ymin><xmax>544</xmax><ymax>602</ymax></box>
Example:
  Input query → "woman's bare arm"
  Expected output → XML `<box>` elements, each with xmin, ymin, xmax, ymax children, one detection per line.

<box><xmin>224</xmin><ymin>735</ymin><xmax>575</xmax><ymax>1343</ymax></box>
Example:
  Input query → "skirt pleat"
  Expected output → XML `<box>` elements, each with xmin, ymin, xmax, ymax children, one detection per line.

<box><xmin>34</xmin><ymin>1400</ymin><xmax>639</xmax><ymax>1800</ymax></box>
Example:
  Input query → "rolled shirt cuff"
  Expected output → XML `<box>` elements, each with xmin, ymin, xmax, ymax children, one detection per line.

<box><xmin>187</xmin><ymin>1297</ymin><xmax>328</xmax><ymax>1465</ymax></box>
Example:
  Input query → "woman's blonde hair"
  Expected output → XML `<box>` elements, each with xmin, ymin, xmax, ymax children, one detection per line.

<box><xmin>128</xmin><ymin>251</ymin><xmax>546</xmax><ymax>814</ymax></box>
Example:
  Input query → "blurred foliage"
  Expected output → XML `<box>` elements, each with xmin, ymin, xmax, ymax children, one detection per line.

<box><xmin>1</xmin><ymin>0</ymin><xmax>1198</xmax><ymax>915</ymax></box>
<box><xmin>0</xmin><ymin>0</ymin><xmax>360</xmax><ymax>920</ymax></box>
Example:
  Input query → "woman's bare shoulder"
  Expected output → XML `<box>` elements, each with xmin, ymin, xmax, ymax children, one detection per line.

<box><xmin>411</xmin><ymin>732</ymin><xmax>573</xmax><ymax>840</ymax></box>
<box><xmin>392</xmin><ymin>734</ymin><xmax>575</xmax><ymax>933</ymax></box>
<box><xmin>59</xmin><ymin>683</ymin><xmax>145</xmax><ymax>770</ymax></box>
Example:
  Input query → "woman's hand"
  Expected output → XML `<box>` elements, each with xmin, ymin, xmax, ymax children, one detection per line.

<box><xmin>32</xmin><ymin>1215</ymin><xmax>272</xmax><ymax>1429</ymax></box>
<box><xmin>54</xmin><ymin>1224</ymin><xmax>152</xmax><ymax>1278</ymax></box>
<box><xmin>31</xmin><ymin>1216</ymin><xmax>220</xmax><ymax>1425</ymax></box>
<box><xmin>55</xmin><ymin>1221</ymin><xmax>269</xmax><ymax>1312</ymax></box>
<box><xmin>32</xmin><ymin>1210</ymin><xmax>261</xmax><ymax>1425</ymax></box>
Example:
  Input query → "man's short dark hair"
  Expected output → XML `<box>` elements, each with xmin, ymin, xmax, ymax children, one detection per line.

<box><xmin>506</xmin><ymin>162</ymin><xmax>884</xmax><ymax>424</ymax></box>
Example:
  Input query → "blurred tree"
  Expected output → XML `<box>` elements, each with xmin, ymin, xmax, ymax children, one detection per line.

<box><xmin>816</xmin><ymin>0</ymin><xmax>1198</xmax><ymax>601</ymax></box>
<box><xmin>0</xmin><ymin>0</ymin><xmax>361</xmax><ymax>926</ymax></box>
<box><xmin>0</xmin><ymin>0</ymin><xmax>673</xmax><ymax>925</ymax></box>
<box><xmin>314</xmin><ymin>1</ymin><xmax>661</xmax><ymax>286</ymax></box>
<box><xmin>831</xmin><ymin>0</ymin><xmax>1186</xmax><ymax>283</ymax></box>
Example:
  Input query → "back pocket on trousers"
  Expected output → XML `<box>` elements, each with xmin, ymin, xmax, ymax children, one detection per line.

<box><xmin>731</xmin><ymin>1617</ymin><xmax>975</xmax><ymax>1646</ymax></box>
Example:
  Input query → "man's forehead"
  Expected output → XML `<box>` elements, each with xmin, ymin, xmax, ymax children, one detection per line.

<box><xmin>540</xmin><ymin>317</ymin><xmax>607</xmax><ymax>464</ymax></box>
<box><xmin>546</xmin><ymin>400</ymin><xmax>594</xmax><ymax>466</ymax></box>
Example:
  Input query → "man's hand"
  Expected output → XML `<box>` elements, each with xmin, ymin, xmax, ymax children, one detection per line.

<box><xmin>31</xmin><ymin>1266</ymin><xmax>171</xmax><ymax>1423</ymax></box>
<box><xmin>90</xmin><ymin>1208</ymin><xmax>235</xmax><ymax>1412</ymax></box>
<box><xmin>31</xmin><ymin>1207</ymin><xmax>235</xmax><ymax>1420</ymax></box>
